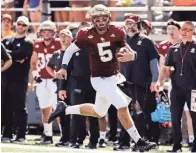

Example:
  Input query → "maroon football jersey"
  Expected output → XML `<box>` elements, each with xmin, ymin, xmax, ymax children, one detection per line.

<box><xmin>34</xmin><ymin>38</ymin><xmax>61</xmax><ymax>79</ymax></box>
<box><xmin>158</xmin><ymin>40</ymin><xmax>172</xmax><ymax>57</ymax></box>
<box><xmin>75</xmin><ymin>25</ymin><xmax>126</xmax><ymax>77</ymax></box>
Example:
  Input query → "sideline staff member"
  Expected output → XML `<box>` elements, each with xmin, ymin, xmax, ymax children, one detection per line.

<box><xmin>1</xmin><ymin>16</ymin><xmax>33</xmax><ymax>143</ymax></box>
<box><xmin>155</xmin><ymin>21</ymin><xmax>196</xmax><ymax>152</ymax></box>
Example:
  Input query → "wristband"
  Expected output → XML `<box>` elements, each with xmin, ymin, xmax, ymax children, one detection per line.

<box><xmin>32</xmin><ymin>70</ymin><xmax>39</xmax><ymax>78</ymax></box>
<box><xmin>61</xmin><ymin>64</ymin><xmax>68</xmax><ymax>70</ymax></box>
<box><xmin>134</xmin><ymin>52</ymin><xmax>137</xmax><ymax>60</ymax></box>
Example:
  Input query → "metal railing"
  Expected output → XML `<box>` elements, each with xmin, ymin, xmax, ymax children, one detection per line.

<box><xmin>2</xmin><ymin>5</ymin><xmax>196</xmax><ymax>27</ymax></box>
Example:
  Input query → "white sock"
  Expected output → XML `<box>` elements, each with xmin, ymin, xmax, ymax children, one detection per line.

<box><xmin>88</xmin><ymin>130</ymin><xmax>91</xmax><ymax>137</ymax></box>
<box><xmin>99</xmin><ymin>131</ymin><xmax>106</xmax><ymax>140</ymax></box>
<box><xmin>44</xmin><ymin>123</ymin><xmax>52</xmax><ymax>137</ymax></box>
<box><xmin>127</xmin><ymin>125</ymin><xmax>141</xmax><ymax>143</ymax></box>
<box><xmin>66</xmin><ymin>105</ymin><xmax>81</xmax><ymax>115</ymax></box>
<box><xmin>189</xmin><ymin>135</ymin><xmax>194</xmax><ymax>143</ymax></box>
<box><xmin>58</xmin><ymin>124</ymin><xmax>62</xmax><ymax>137</ymax></box>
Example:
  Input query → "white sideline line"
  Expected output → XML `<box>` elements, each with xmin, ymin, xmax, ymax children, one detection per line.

<box><xmin>1</xmin><ymin>143</ymin><xmax>132</xmax><ymax>153</ymax></box>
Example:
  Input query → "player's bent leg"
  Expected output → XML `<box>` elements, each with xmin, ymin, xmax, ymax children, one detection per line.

<box><xmin>48</xmin><ymin>102</ymin><xmax>106</xmax><ymax>123</ymax></box>
<box><xmin>95</xmin><ymin>78</ymin><xmax>157</xmax><ymax>151</ymax></box>
<box><xmin>117</xmin><ymin>107</ymin><xmax>134</xmax><ymax>129</ymax></box>
<box><xmin>80</xmin><ymin>104</ymin><xmax>102</xmax><ymax>118</ymax></box>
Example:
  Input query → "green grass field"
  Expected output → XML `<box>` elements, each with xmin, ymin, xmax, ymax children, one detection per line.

<box><xmin>1</xmin><ymin>135</ymin><xmax>191</xmax><ymax>153</ymax></box>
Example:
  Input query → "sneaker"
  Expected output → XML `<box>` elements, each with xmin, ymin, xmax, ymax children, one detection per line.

<box><xmin>69</xmin><ymin>143</ymin><xmax>80</xmax><ymax>148</ymax></box>
<box><xmin>113</xmin><ymin>144</ymin><xmax>130</xmax><ymax>151</ymax></box>
<box><xmin>55</xmin><ymin>141</ymin><xmax>69</xmax><ymax>147</ymax></box>
<box><xmin>11</xmin><ymin>138</ymin><xmax>26</xmax><ymax>144</ymax></box>
<box><xmin>191</xmin><ymin>141</ymin><xmax>196</xmax><ymax>152</ymax></box>
<box><xmin>99</xmin><ymin>139</ymin><xmax>107</xmax><ymax>148</ymax></box>
<box><xmin>36</xmin><ymin>136</ymin><xmax>53</xmax><ymax>144</ymax></box>
<box><xmin>47</xmin><ymin>101</ymin><xmax>67</xmax><ymax>123</ymax></box>
<box><xmin>1</xmin><ymin>137</ymin><xmax>11</xmax><ymax>143</ymax></box>
<box><xmin>167</xmin><ymin>144</ymin><xmax>182</xmax><ymax>152</ymax></box>
<box><xmin>34</xmin><ymin>134</ymin><xmax>45</xmax><ymax>141</ymax></box>
<box><xmin>135</xmin><ymin>138</ymin><xmax>157</xmax><ymax>152</ymax></box>
<box><xmin>107</xmin><ymin>139</ymin><xmax>118</xmax><ymax>146</ymax></box>
<box><xmin>85</xmin><ymin>143</ymin><xmax>97</xmax><ymax>149</ymax></box>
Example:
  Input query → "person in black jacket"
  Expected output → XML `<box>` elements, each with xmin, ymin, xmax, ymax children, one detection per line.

<box><xmin>1</xmin><ymin>43</ymin><xmax>12</xmax><ymax>72</ymax></box>
<box><xmin>155</xmin><ymin>21</ymin><xmax>196</xmax><ymax>152</ymax></box>
<box><xmin>114</xmin><ymin>13</ymin><xmax>160</xmax><ymax>151</ymax></box>
<box><xmin>1</xmin><ymin>16</ymin><xmax>33</xmax><ymax>143</ymax></box>
<box><xmin>47</xmin><ymin>29</ymin><xmax>73</xmax><ymax>147</ymax></box>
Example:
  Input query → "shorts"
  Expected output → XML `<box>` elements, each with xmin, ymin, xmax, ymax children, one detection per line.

<box><xmin>91</xmin><ymin>74</ymin><xmax>130</xmax><ymax>117</ymax></box>
<box><xmin>50</xmin><ymin>1</ymin><xmax>70</xmax><ymax>8</ymax></box>
<box><xmin>36</xmin><ymin>79</ymin><xmax>57</xmax><ymax>109</ymax></box>
<box><xmin>71</xmin><ymin>0</ymin><xmax>90</xmax><ymax>6</ymax></box>
<box><xmin>184</xmin><ymin>102</ymin><xmax>189</xmax><ymax>111</ymax></box>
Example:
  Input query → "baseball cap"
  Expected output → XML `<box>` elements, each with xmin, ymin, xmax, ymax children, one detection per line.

<box><xmin>124</xmin><ymin>13</ymin><xmax>141</xmax><ymax>23</ymax></box>
<box><xmin>16</xmin><ymin>16</ymin><xmax>30</xmax><ymax>26</ymax></box>
<box><xmin>59</xmin><ymin>29</ymin><xmax>73</xmax><ymax>38</ymax></box>
<box><xmin>142</xmin><ymin>20</ymin><xmax>152</xmax><ymax>30</ymax></box>
<box><xmin>1</xmin><ymin>13</ymin><xmax>13</xmax><ymax>22</ymax></box>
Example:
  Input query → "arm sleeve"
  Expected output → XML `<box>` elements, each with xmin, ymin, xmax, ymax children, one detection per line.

<box><xmin>47</xmin><ymin>52</ymin><xmax>57</xmax><ymax>69</ymax></box>
<box><xmin>58</xmin><ymin>79</ymin><xmax>67</xmax><ymax>90</ymax></box>
<box><xmin>10</xmin><ymin>40</ymin><xmax>33</xmax><ymax>60</ymax></box>
<box><xmin>61</xmin><ymin>42</ymin><xmax>80</xmax><ymax>67</ymax></box>
<box><xmin>1</xmin><ymin>43</ymin><xmax>11</xmax><ymax>61</ymax></box>
<box><xmin>165</xmin><ymin>47</ymin><xmax>174</xmax><ymax>66</ymax></box>
<box><xmin>59</xmin><ymin>55</ymin><xmax>74</xmax><ymax>90</ymax></box>
<box><xmin>150</xmin><ymin>58</ymin><xmax>159</xmax><ymax>82</ymax></box>
<box><xmin>147</xmin><ymin>40</ymin><xmax>159</xmax><ymax>61</ymax></box>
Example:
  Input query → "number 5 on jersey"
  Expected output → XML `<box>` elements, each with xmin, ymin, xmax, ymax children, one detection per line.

<box><xmin>97</xmin><ymin>42</ymin><xmax>113</xmax><ymax>62</ymax></box>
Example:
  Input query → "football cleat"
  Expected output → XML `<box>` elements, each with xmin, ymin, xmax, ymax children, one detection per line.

<box><xmin>135</xmin><ymin>138</ymin><xmax>157</xmax><ymax>152</ymax></box>
<box><xmin>47</xmin><ymin>101</ymin><xmax>67</xmax><ymax>123</ymax></box>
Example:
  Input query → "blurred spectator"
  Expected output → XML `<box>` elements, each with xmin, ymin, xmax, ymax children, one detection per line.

<box><xmin>14</xmin><ymin>0</ymin><xmax>24</xmax><ymax>20</ymax></box>
<box><xmin>1</xmin><ymin>0</ymin><xmax>14</xmax><ymax>17</ymax></box>
<box><xmin>70</xmin><ymin>0</ymin><xmax>91</xmax><ymax>22</ymax></box>
<box><xmin>23</xmin><ymin>0</ymin><xmax>42</xmax><ymax>32</ymax></box>
<box><xmin>171</xmin><ymin>0</ymin><xmax>196</xmax><ymax>21</ymax></box>
<box><xmin>95</xmin><ymin>0</ymin><xmax>117</xmax><ymax>21</ymax></box>
<box><xmin>50</xmin><ymin>1</ymin><xmax>70</xmax><ymax>31</ymax></box>
<box><xmin>141</xmin><ymin>20</ymin><xmax>152</xmax><ymax>36</ymax></box>
<box><xmin>1</xmin><ymin>14</ymin><xmax>14</xmax><ymax>39</ymax></box>
<box><xmin>116</xmin><ymin>0</ymin><xmax>131</xmax><ymax>7</ymax></box>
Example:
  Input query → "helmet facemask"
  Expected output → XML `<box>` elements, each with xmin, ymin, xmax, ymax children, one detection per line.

<box><xmin>92</xmin><ymin>15</ymin><xmax>110</xmax><ymax>31</ymax></box>
<box><xmin>89</xmin><ymin>4</ymin><xmax>111</xmax><ymax>32</ymax></box>
<box><xmin>38</xmin><ymin>20</ymin><xmax>56</xmax><ymax>40</ymax></box>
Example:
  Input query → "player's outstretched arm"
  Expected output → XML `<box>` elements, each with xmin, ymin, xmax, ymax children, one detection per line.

<box><xmin>56</xmin><ymin>42</ymin><xmax>80</xmax><ymax>79</ymax></box>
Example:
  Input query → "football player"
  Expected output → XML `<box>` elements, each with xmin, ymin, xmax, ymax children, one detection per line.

<box><xmin>48</xmin><ymin>4</ymin><xmax>156</xmax><ymax>151</ymax></box>
<box><xmin>158</xmin><ymin>19</ymin><xmax>181</xmax><ymax>69</ymax></box>
<box><xmin>30</xmin><ymin>20</ymin><xmax>61</xmax><ymax>144</ymax></box>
